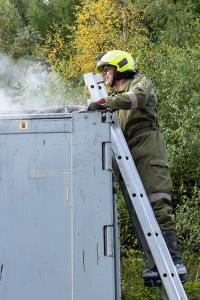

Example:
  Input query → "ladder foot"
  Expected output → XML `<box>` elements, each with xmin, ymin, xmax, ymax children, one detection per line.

<box><xmin>143</xmin><ymin>278</ymin><xmax>162</xmax><ymax>287</ymax></box>
<box><xmin>143</xmin><ymin>266</ymin><xmax>187</xmax><ymax>286</ymax></box>
<box><xmin>143</xmin><ymin>268</ymin><xmax>162</xmax><ymax>287</ymax></box>
<box><xmin>174</xmin><ymin>263</ymin><xmax>188</xmax><ymax>283</ymax></box>
<box><xmin>179</xmin><ymin>273</ymin><xmax>188</xmax><ymax>284</ymax></box>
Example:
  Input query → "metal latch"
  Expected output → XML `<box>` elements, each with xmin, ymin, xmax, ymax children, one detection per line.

<box><xmin>102</xmin><ymin>142</ymin><xmax>112</xmax><ymax>171</ymax></box>
<box><xmin>104</xmin><ymin>225</ymin><xmax>114</xmax><ymax>257</ymax></box>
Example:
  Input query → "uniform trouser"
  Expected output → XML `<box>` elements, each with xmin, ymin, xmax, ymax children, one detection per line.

<box><xmin>127</xmin><ymin>127</ymin><xmax>176</xmax><ymax>231</ymax></box>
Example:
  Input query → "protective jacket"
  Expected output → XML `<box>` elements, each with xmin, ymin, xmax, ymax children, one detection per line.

<box><xmin>104</xmin><ymin>74</ymin><xmax>175</xmax><ymax>230</ymax></box>
<box><xmin>105</xmin><ymin>74</ymin><xmax>158</xmax><ymax>136</ymax></box>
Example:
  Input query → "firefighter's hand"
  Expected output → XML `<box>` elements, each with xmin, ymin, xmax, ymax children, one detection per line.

<box><xmin>87</xmin><ymin>99</ymin><xmax>108</xmax><ymax>111</ymax></box>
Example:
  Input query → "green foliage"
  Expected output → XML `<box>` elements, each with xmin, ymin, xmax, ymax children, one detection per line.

<box><xmin>135</xmin><ymin>0</ymin><xmax>200</xmax><ymax>46</ymax></box>
<box><xmin>127</xmin><ymin>19</ymin><xmax>200</xmax><ymax>208</ymax></box>
<box><xmin>140</xmin><ymin>44</ymin><xmax>200</xmax><ymax>197</ymax></box>
<box><xmin>121</xmin><ymin>255</ymin><xmax>200</xmax><ymax>299</ymax></box>
<box><xmin>26</xmin><ymin>0</ymin><xmax>79</xmax><ymax>36</ymax></box>
<box><xmin>0</xmin><ymin>0</ymin><xmax>79</xmax><ymax>59</ymax></box>
<box><xmin>10</xmin><ymin>26</ymin><xmax>42</xmax><ymax>60</ymax></box>
<box><xmin>12</xmin><ymin>0</ymin><xmax>30</xmax><ymax>25</ymax></box>
<box><xmin>184</xmin><ymin>280</ymin><xmax>200</xmax><ymax>300</ymax></box>
<box><xmin>176</xmin><ymin>187</ymin><xmax>200</xmax><ymax>258</ymax></box>
<box><xmin>117</xmin><ymin>189</ymin><xmax>138</xmax><ymax>257</ymax></box>
<box><xmin>38</xmin><ymin>24</ymin><xmax>71</xmax><ymax>81</ymax></box>
<box><xmin>121</xmin><ymin>256</ymin><xmax>160</xmax><ymax>299</ymax></box>
<box><xmin>0</xmin><ymin>0</ymin><xmax>23</xmax><ymax>52</ymax></box>
<box><xmin>26</xmin><ymin>0</ymin><xmax>54</xmax><ymax>36</ymax></box>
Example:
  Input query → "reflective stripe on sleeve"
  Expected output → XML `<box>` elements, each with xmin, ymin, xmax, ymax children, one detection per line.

<box><xmin>125</xmin><ymin>91</ymin><xmax>138</xmax><ymax>108</ymax></box>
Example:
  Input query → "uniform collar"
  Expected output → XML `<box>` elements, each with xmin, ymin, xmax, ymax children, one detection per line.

<box><xmin>113</xmin><ymin>79</ymin><xmax>132</xmax><ymax>92</ymax></box>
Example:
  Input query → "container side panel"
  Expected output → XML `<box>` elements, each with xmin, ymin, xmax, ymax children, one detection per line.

<box><xmin>0</xmin><ymin>127</ymin><xmax>73</xmax><ymax>300</ymax></box>
<box><xmin>72</xmin><ymin>112</ymin><xmax>116</xmax><ymax>300</ymax></box>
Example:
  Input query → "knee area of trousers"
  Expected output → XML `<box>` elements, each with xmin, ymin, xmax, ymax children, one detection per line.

<box><xmin>149</xmin><ymin>192</ymin><xmax>173</xmax><ymax>210</ymax></box>
<box><xmin>153</xmin><ymin>206</ymin><xmax>176</xmax><ymax>230</ymax></box>
<box><xmin>153</xmin><ymin>205</ymin><xmax>174</xmax><ymax>220</ymax></box>
<box><xmin>149</xmin><ymin>193</ymin><xmax>176</xmax><ymax>229</ymax></box>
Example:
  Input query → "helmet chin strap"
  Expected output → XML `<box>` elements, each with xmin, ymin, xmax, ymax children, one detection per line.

<box><xmin>110</xmin><ymin>69</ymin><xmax>138</xmax><ymax>87</ymax></box>
<box><xmin>110</xmin><ymin>68</ymin><xmax>119</xmax><ymax>88</ymax></box>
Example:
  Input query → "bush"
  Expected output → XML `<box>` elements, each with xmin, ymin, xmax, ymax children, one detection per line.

<box><xmin>184</xmin><ymin>280</ymin><xmax>200</xmax><ymax>300</ymax></box>
<box><xmin>121</xmin><ymin>256</ymin><xmax>160</xmax><ymax>300</ymax></box>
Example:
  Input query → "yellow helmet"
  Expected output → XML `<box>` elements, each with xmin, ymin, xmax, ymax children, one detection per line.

<box><xmin>96</xmin><ymin>50</ymin><xmax>136</xmax><ymax>73</ymax></box>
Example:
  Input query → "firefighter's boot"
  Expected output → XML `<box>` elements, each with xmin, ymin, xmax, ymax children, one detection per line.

<box><xmin>162</xmin><ymin>229</ymin><xmax>187</xmax><ymax>282</ymax></box>
<box><xmin>143</xmin><ymin>229</ymin><xmax>187</xmax><ymax>286</ymax></box>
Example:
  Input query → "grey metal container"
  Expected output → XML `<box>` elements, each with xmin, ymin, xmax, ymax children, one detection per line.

<box><xmin>0</xmin><ymin>110</ymin><xmax>120</xmax><ymax>300</ymax></box>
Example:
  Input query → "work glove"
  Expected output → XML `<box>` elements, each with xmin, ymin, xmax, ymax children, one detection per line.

<box><xmin>87</xmin><ymin>99</ymin><xmax>108</xmax><ymax>111</ymax></box>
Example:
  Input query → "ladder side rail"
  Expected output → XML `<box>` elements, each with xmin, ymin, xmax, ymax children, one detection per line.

<box><xmin>94</xmin><ymin>74</ymin><xmax>109</xmax><ymax>98</ymax></box>
<box><xmin>111</xmin><ymin>117</ymin><xmax>188</xmax><ymax>300</ymax></box>
<box><xmin>112</xmin><ymin>159</ymin><xmax>155</xmax><ymax>269</ymax></box>
<box><xmin>84</xmin><ymin>73</ymin><xmax>105</xmax><ymax>101</ymax></box>
<box><xmin>83</xmin><ymin>73</ymin><xmax>109</xmax><ymax>102</ymax></box>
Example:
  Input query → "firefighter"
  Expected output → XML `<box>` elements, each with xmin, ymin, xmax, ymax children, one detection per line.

<box><xmin>87</xmin><ymin>50</ymin><xmax>187</xmax><ymax>281</ymax></box>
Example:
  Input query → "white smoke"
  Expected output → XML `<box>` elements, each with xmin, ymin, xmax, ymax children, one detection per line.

<box><xmin>0</xmin><ymin>90</ymin><xmax>20</xmax><ymax>111</ymax></box>
<box><xmin>0</xmin><ymin>53</ymin><xmax>84</xmax><ymax>112</ymax></box>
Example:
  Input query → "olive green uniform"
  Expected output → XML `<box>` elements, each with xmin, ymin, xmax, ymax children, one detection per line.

<box><xmin>104</xmin><ymin>74</ymin><xmax>176</xmax><ymax>230</ymax></box>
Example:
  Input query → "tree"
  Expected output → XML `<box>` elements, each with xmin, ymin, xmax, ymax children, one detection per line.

<box><xmin>26</xmin><ymin>0</ymin><xmax>79</xmax><ymax>37</ymax></box>
<box><xmin>0</xmin><ymin>0</ymin><xmax>23</xmax><ymax>52</ymax></box>
<box><xmin>54</xmin><ymin>0</ymin><xmax>148</xmax><ymax>82</ymax></box>
<box><xmin>144</xmin><ymin>44</ymin><xmax>200</xmax><ymax>193</ymax></box>
<box><xmin>12</xmin><ymin>0</ymin><xmax>31</xmax><ymax>25</ymax></box>
<box><xmin>10</xmin><ymin>26</ymin><xmax>42</xmax><ymax>60</ymax></box>
<box><xmin>134</xmin><ymin>0</ymin><xmax>200</xmax><ymax>46</ymax></box>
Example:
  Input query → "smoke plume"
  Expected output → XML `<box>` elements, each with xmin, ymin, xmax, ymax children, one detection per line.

<box><xmin>0</xmin><ymin>53</ymin><xmax>84</xmax><ymax>112</ymax></box>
